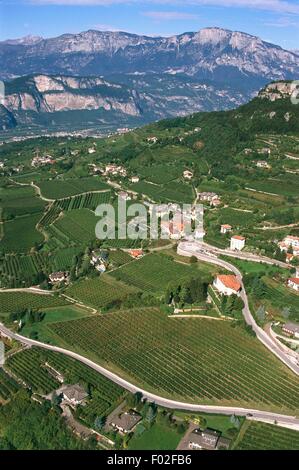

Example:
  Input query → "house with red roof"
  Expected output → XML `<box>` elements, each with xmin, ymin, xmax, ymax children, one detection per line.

<box><xmin>213</xmin><ymin>274</ymin><xmax>242</xmax><ymax>296</ymax></box>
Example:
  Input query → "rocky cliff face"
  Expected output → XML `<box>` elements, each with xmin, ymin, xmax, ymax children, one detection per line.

<box><xmin>258</xmin><ymin>81</ymin><xmax>298</xmax><ymax>101</ymax></box>
<box><xmin>1</xmin><ymin>28</ymin><xmax>298</xmax><ymax>85</ymax></box>
<box><xmin>4</xmin><ymin>75</ymin><xmax>141</xmax><ymax>116</ymax></box>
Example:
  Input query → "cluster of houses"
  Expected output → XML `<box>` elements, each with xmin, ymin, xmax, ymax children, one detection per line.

<box><xmin>188</xmin><ymin>428</ymin><xmax>231</xmax><ymax>451</ymax></box>
<box><xmin>104</xmin><ymin>164</ymin><xmax>127</xmax><ymax>177</ymax></box>
<box><xmin>198</xmin><ymin>192</ymin><xmax>221</xmax><ymax>207</ymax></box>
<box><xmin>32</xmin><ymin>154</ymin><xmax>55</xmax><ymax>167</ymax></box>
<box><xmin>279</xmin><ymin>235</ymin><xmax>299</xmax><ymax>262</ymax></box>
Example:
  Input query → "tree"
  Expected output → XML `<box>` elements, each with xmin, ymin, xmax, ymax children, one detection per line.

<box><xmin>256</xmin><ymin>305</ymin><xmax>266</xmax><ymax>322</ymax></box>
<box><xmin>94</xmin><ymin>415</ymin><xmax>106</xmax><ymax>431</ymax></box>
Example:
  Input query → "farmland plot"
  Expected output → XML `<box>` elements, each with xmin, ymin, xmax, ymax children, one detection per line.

<box><xmin>0</xmin><ymin>291</ymin><xmax>69</xmax><ymax>314</ymax></box>
<box><xmin>66</xmin><ymin>274</ymin><xmax>139</xmax><ymax>309</ymax></box>
<box><xmin>47</xmin><ymin>308</ymin><xmax>299</xmax><ymax>411</ymax></box>
<box><xmin>234</xmin><ymin>421</ymin><xmax>299</xmax><ymax>450</ymax></box>
<box><xmin>37</xmin><ymin>177</ymin><xmax>110</xmax><ymax>199</ymax></box>
<box><xmin>1</xmin><ymin>213</ymin><xmax>44</xmax><ymax>252</ymax></box>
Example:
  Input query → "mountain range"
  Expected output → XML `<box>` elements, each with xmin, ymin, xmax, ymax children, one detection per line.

<box><xmin>0</xmin><ymin>27</ymin><xmax>298</xmax><ymax>136</ymax></box>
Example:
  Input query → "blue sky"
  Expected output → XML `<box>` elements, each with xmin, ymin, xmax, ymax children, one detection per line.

<box><xmin>0</xmin><ymin>0</ymin><xmax>299</xmax><ymax>50</ymax></box>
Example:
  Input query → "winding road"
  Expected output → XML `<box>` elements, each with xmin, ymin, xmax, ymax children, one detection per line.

<box><xmin>177</xmin><ymin>241</ymin><xmax>299</xmax><ymax>376</ymax></box>
<box><xmin>1</xmin><ymin>239</ymin><xmax>299</xmax><ymax>430</ymax></box>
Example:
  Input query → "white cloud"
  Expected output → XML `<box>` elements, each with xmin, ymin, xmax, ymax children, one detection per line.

<box><xmin>28</xmin><ymin>0</ymin><xmax>299</xmax><ymax>15</ymax></box>
<box><xmin>263</xmin><ymin>16</ymin><xmax>299</xmax><ymax>27</ymax></box>
<box><xmin>142</xmin><ymin>11</ymin><xmax>200</xmax><ymax>21</ymax></box>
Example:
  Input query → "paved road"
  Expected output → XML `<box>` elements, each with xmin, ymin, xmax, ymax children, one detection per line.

<box><xmin>1</xmin><ymin>322</ymin><xmax>298</xmax><ymax>430</ymax></box>
<box><xmin>177</xmin><ymin>242</ymin><xmax>299</xmax><ymax>376</ymax></box>
<box><xmin>200</xmin><ymin>241</ymin><xmax>289</xmax><ymax>269</ymax></box>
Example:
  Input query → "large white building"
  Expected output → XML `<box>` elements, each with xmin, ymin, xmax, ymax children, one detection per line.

<box><xmin>230</xmin><ymin>235</ymin><xmax>246</xmax><ymax>251</ymax></box>
<box><xmin>213</xmin><ymin>274</ymin><xmax>242</xmax><ymax>296</ymax></box>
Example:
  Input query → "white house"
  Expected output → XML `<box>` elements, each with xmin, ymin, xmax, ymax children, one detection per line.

<box><xmin>230</xmin><ymin>235</ymin><xmax>246</xmax><ymax>251</ymax></box>
<box><xmin>256</xmin><ymin>160</ymin><xmax>271</xmax><ymax>169</ymax></box>
<box><xmin>88</xmin><ymin>147</ymin><xmax>96</xmax><ymax>154</ymax></box>
<box><xmin>279</xmin><ymin>236</ymin><xmax>299</xmax><ymax>256</ymax></box>
<box><xmin>213</xmin><ymin>274</ymin><xmax>242</xmax><ymax>296</ymax></box>
<box><xmin>131</xmin><ymin>176</ymin><xmax>140</xmax><ymax>183</ymax></box>
<box><xmin>49</xmin><ymin>271</ymin><xmax>69</xmax><ymax>284</ymax></box>
<box><xmin>183</xmin><ymin>170</ymin><xmax>193</xmax><ymax>180</ymax></box>
<box><xmin>282</xmin><ymin>322</ymin><xmax>299</xmax><ymax>338</ymax></box>
<box><xmin>220</xmin><ymin>224</ymin><xmax>232</xmax><ymax>234</ymax></box>
<box><xmin>287</xmin><ymin>277</ymin><xmax>299</xmax><ymax>292</ymax></box>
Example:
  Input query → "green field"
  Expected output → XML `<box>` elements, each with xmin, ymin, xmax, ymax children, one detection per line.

<box><xmin>111</xmin><ymin>253</ymin><xmax>215</xmax><ymax>294</ymax></box>
<box><xmin>0</xmin><ymin>291</ymin><xmax>69</xmax><ymax>315</ymax></box>
<box><xmin>37</xmin><ymin>177</ymin><xmax>110</xmax><ymax>199</ymax></box>
<box><xmin>0</xmin><ymin>185</ymin><xmax>46</xmax><ymax>219</ymax></box>
<box><xmin>66</xmin><ymin>274</ymin><xmax>139</xmax><ymax>309</ymax></box>
<box><xmin>128</xmin><ymin>422</ymin><xmax>182</xmax><ymax>450</ymax></box>
<box><xmin>1</xmin><ymin>213</ymin><xmax>44</xmax><ymax>252</ymax></box>
<box><xmin>46</xmin><ymin>308</ymin><xmax>299</xmax><ymax>411</ymax></box>
<box><xmin>21</xmin><ymin>305</ymin><xmax>92</xmax><ymax>342</ymax></box>
<box><xmin>234</xmin><ymin>421</ymin><xmax>299</xmax><ymax>450</ymax></box>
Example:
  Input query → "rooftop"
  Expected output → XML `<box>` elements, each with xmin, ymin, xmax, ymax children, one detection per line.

<box><xmin>111</xmin><ymin>411</ymin><xmax>142</xmax><ymax>432</ymax></box>
<box><xmin>217</xmin><ymin>274</ymin><xmax>242</xmax><ymax>292</ymax></box>
<box><xmin>231</xmin><ymin>235</ymin><xmax>245</xmax><ymax>241</ymax></box>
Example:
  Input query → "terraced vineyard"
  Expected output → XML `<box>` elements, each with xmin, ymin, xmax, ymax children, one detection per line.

<box><xmin>66</xmin><ymin>274</ymin><xmax>139</xmax><ymax>309</ymax></box>
<box><xmin>1</xmin><ymin>213</ymin><xmax>44</xmax><ymax>252</ymax></box>
<box><xmin>234</xmin><ymin>421</ymin><xmax>299</xmax><ymax>450</ymax></box>
<box><xmin>37</xmin><ymin>177</ymin><xmax>110</xmax><ymax>199</ymax></box>
<box><xmin>50</xmin><ymin>209</ymin><xmax>99</xmax><ymax>245</ymax></box>
<box><xmin>47</xmin><ymin>308</ymin><xmax>299</xmax><ymax>411</ymax></box>
<box><xmin>0</xmin><ymin>291</ymin><xmax>69</xmax><ymax>314</ymax></box>
<box><xmin>55</xmin><ymin>191</ymin><xmax>112</xmax><ymax>212</ymax></box>
<box><xmin>111</xmin><ymin>253</ymin><xmax>215</xmax><ymax>293</ymax></box>
<box><xmin>0</xmin><ymin>369</ymin><xmax>20</xmax><ymax>401</ymax></box>
<box><xmin>6</xmin><ymin>348</ymin><xmax>60</xmax><ymax>394</ymax></box>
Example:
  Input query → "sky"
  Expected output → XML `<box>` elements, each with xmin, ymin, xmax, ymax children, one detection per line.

<box><xmin>0</xmin><ymin>0</ymin><xmax>299</xmax><ymax>50</ymax></box>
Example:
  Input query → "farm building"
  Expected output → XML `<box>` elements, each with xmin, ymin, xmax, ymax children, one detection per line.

<box><xmin>230</xmin><ymin>235</ymin><xmax>246</xmax><ymax>251</ymax></box>
<box><xmin>49</xmin><ymin>271</ymin><xmax>69</xmax><ymax>284</ymax></box>
<box><xmin>282</xmin><ymin>322</ymin><xmax>299</xmax><ymax>339</ymax></box>
<box><xmin>213</xmin><ymin>274</ymin><xmax>242</xmax><ymax>296</ymax></box>
<box><xmin>111</xmin><ymin>411</ymin><xmax>142</xmax><ymax>434</ymax></box>
<box><xmin>62</xmin><ymin>384</ymin><xmax>88</xmax><ymax>406</ymax></box>
<box><xmin>220</xmin><ymin>224</ymin><xmax>232</xmax><ymax>234</ymax></box>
